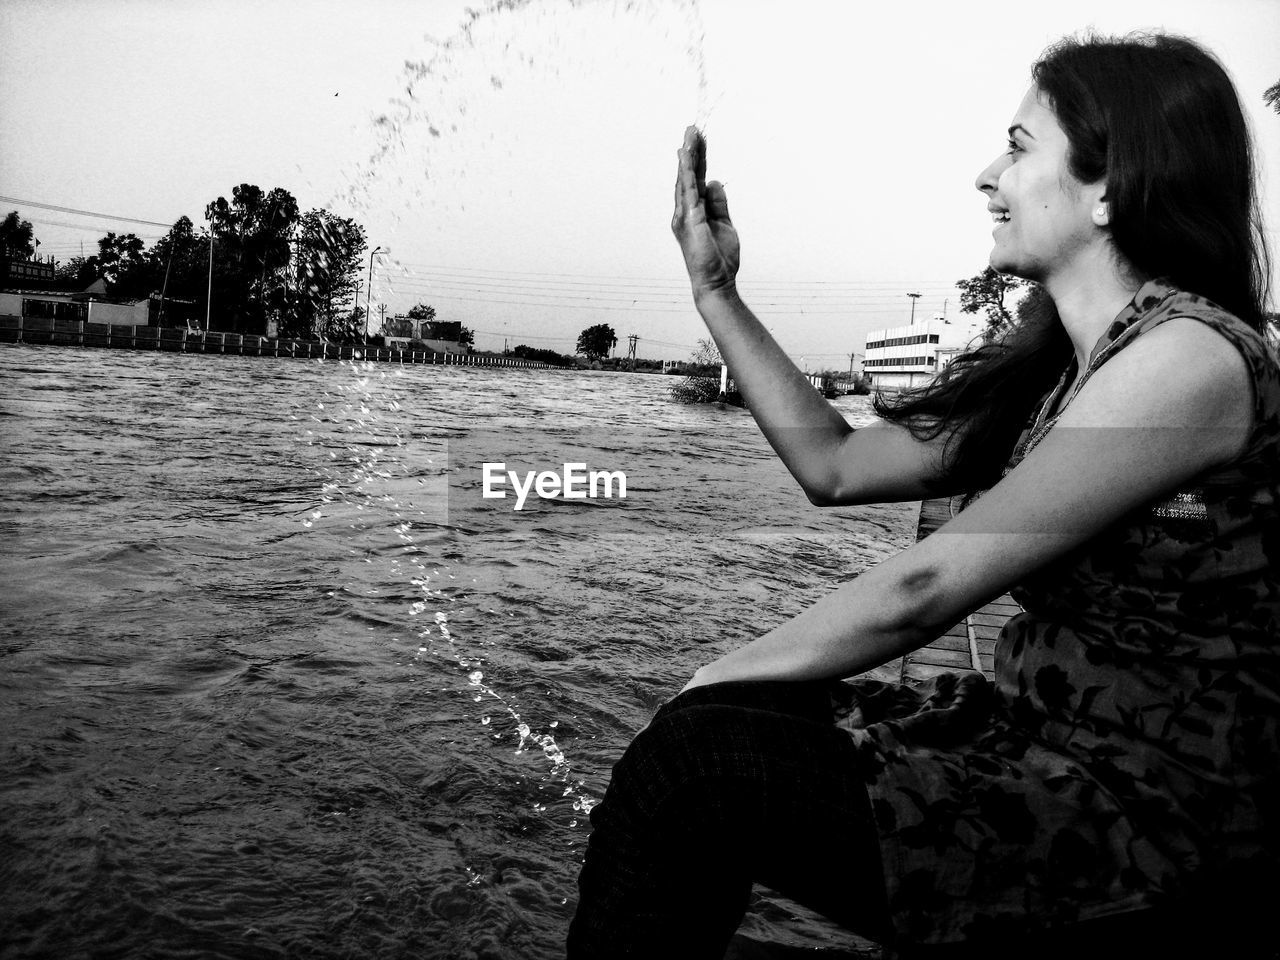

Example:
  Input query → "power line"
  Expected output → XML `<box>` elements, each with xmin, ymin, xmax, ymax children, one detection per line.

<box><xmin>386</xmin><ymin>272</ymin><xmax>955</xmax><ymax>303</ymax></box>
<box><xmin>0</xmin><ymin>195</ymin><xmax>175</xmax><ymax>229</ymax></box>
<box><xmin>384</xmin><ymin>284</ymin><xmax>951</xmax><ymax>316</ymax></box>
<box><xmin>387</xmin><ymin>290</ymin><xmax>695</xmax><ymax>313</ymax></box>
<box><xmin>385</xmin><ymin>259</ymin><xmax>958</xmax><ymax>289</ymax></box>
<box><xmin>26</xmin><ymin>217</ymin><xmax>166</xmax><ymax>240</ymax></box>
<box><xmin>381</xmin><ymin>273</ymin><xmax>958</xmax><ymax>309</ymax></box>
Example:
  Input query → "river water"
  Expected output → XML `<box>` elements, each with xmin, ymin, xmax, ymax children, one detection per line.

<box><xmin>0</xmin><ymin>344</ymin><xmax>916</xmax><ymax>959</ymax></box>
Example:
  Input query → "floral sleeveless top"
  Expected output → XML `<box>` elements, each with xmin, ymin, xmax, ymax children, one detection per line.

<box><xmin>833</xmin><ymin>280</ymin><xmax>1280</xmax><ymax>945</ymax></box>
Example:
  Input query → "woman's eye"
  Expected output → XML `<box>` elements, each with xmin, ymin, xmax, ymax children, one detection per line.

<box><xmin>1006</xmin><ymin>139</ymin><xmax>1022</xmax><ymax>156</ymax></box>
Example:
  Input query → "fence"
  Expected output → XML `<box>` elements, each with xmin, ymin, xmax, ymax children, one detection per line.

<box><xmin>0</xmin><ymin>316</ymin><xmax>556</xmax><ymax>369</ymax></box>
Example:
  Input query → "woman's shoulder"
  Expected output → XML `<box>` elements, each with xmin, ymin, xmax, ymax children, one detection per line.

<box><xmin>1135</xmin><ymin>286</ymin><xmax>1278</xmax><ymax>374</ymax></box>
<box><xmin>1125</xmin><ymin>285</ymin><xmax>1280</xmax><ymax>459</ymax></box>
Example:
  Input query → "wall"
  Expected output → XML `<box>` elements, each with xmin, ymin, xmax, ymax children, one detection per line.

<box><xmin>86</xmin><ymin>300</ymin><xmax>149</xmax><ymax>325</ymax></box>
<box><xmin>0</xmin><ymin>317</ymin><xmax>556</xmax><ymax>370</ymax></box>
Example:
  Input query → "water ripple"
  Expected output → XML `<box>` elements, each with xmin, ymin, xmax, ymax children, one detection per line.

<box><xmin>0</xmin><ymin>343</ymin><xmax>909</xmax><ymax>958</ymax></box>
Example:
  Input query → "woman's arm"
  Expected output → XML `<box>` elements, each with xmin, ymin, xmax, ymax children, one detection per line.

<box><xmin>683</xmin><ymin>316</ymin><xmax>1253</xmax><ymax>689</ymax></box>
<box><xmin>672</xmin><ymin>126</ymin><xmax>955</xmax><ymax>505</ymax></box>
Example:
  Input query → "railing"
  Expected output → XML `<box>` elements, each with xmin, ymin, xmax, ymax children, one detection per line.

<box><xmin>0</xmin><ymin>316</ymin><xmax>557</xmax><ymax>369</ymax></box>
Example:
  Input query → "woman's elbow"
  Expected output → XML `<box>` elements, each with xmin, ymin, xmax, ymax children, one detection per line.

<box><xmin>803</xmin><ymin>481</ymin><xmax>841</xmax><ymax>507</ymax></box>
<box><xmin>800</xmin><ymin>472</ymin><xmax>871</xmax><ymax>507</ymax></box>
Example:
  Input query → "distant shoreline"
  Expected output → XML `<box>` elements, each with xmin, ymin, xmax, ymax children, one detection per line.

<box><xmin>0</xmin><ymin>315</ymin><xmax>558</xmax><ymax>369</ymax></box>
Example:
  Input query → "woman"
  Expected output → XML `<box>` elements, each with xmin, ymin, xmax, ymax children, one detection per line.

<box><xmin>568</xmin><ymin>34</ymin><xmax>1278</xmax><ymax>959</ymax></box>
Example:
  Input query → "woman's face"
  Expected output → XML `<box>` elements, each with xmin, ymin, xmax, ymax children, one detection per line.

<box><xmin>974</xmin><ymin>86</ymin><xmax>1108</xmax><ymax>284</ymax></box>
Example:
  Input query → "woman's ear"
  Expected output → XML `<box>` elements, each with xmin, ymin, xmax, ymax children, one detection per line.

<box><xmin>1091</xmin><ymin>189</ymin><xmax>1110</xmax><ymax>227</ymax></box>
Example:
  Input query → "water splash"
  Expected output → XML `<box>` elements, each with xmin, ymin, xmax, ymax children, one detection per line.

<box><xmin>354</xmin><ymin>0</ymin><xmax>709</xmax><ymax>179</ymax></box>
<box><xmin>291</xmin><ymin>0</ymin><xmax>711</xmax><ymax>840</ymax></box>
<box><xmin>332</xmin><ymin>0</ymin><xmax>712</xmax><ymax>303</ymax></box>
<box><xmin>297</xmin><ymin>355</ymin><xmax>600</xmax><ymax>824</ymax></box>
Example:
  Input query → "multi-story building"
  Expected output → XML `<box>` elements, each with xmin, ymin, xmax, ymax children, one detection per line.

<box><xmin>862</xmin><ymin>314</ymin><xmax>985</xmax><ymax>391</ymax></box>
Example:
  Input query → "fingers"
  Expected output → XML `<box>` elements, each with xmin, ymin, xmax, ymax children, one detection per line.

<box><xmin>674</xmin><ymin>148</ymin><xmax>694</xmax><ymax>226</ymax></box>
<box><xmin>673</xmin><ymin>125</ymin><xmax>710</xmax><ymax>230</ymax></box>
<box><xmin>688</xmin><ymin>126</ymin><xmax>707</xmax><ymax>189</ymax></box>
<box><xmin>683</xmin><ymin>125</ymin><xmax>708</xmax><ymax>200</ymax></box>
<box><xmin>705</xmin><ymin>181</ymin><xmax>731</xmax><ymax>223</ymax></box>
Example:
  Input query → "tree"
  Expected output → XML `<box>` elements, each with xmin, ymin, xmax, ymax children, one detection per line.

<box><xmin>146</xmin><ymin>216</ymin><xmax>209</xmax><ymax>314</ymax></box>
<box><xmin>459</xmin><ymin>325</ymin><xmax>474</xmax><ymax>349</ymax></box>
<box><xmin>55</xmin><ymin>256</ymin><xmax>101</xmax><ymax>288</ymax></box>
<box><xmin>670</xmin><ymin>337</ymin><xmax>725</xmax><ymax>403</ymax></box>
<box><xmin>96</xmin><ymin>232</ymin><xmax>146</xmax><ymax>287</ymax></box>
<box><xmin>206</xmin><ymin>184</ymin><xmax>300</xmax><ymax>334</ymax></box>
<box><xmin>58</xmin><ymin>217</ymin><xmax>207</xmax><ymax>317</ymax></box>
<box><xmin>956</xmin><ymin>267</ymin><xmax>1026</xmax><ymax>340</ymax></box>
<box><xmin>690</xmin><ymin>336</ymin><xmax>722</xmax><ymax>372</ymax></box>
<box><xmin>292</xmin><ymin>209</ymin><xmax>366</xmax><ymax>340</ymax></box>
<box><xmin>324</xmin><ymin>305</ymin><xmax>366</xmax><ymax>344</ymax></box>
<box><xmin>1265</xmin><ymin>78</ymin><xmax>1280</xmax><ymax>116</ymax></box>
<box><xmin>511</xmin><ymin>344</ymin><xmax>572</xmax><ymax>366</ymax></box>
<box><xmin>1</xmin><ymin>211</ymin><xmax>35</xmax><ymax>258</ymax></box>
<box><xmin>576</xmin><ymin>323</ymin><xmax>617</xmax><ymax>361</ymax></box>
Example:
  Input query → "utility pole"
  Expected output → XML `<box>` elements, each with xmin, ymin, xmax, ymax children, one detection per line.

<box><xmin>907</xmin><ymin>292</ymin><xmax>922</xmax><ymax>324</ymax></box>
<box><xmin>206</xmin><ymin>219</ymin><xmax>214</xmax><ymax>332</ymax></box>
<box><xmin>627</xmin><ymin>333</ymin><xmax>638</xmax><ymax>371</ymax></box>
<box><xmin>157</xmin><ymin>244</ymin><xmax>174</xmax><ymax>327</ymax></box>
<box><xmin>365</xmin><ymin>246</ymin><xmax>382</xmax><ymax>341</ymax></box>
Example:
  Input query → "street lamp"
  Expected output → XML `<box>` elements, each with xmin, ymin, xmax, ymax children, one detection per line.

<box><xmin>205</xmin><ymin>213</ymin><xmax>215</xmax><ymax>331</ymax></box>
<box><xmin>365</xmin><ymin>246</ymin><xmax>382</xmax><ymax>341</ymax></box>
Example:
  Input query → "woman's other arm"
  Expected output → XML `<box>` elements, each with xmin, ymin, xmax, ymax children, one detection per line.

<box><xmin>672</xmin><ymin>126</ymin><xmax>955</xmax><ymax>506</ymax></box>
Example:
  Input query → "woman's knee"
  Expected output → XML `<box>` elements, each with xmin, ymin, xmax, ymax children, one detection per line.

<box><xmin>653</xmin><ymin>678</ymin><xmax>838</xmax><ymax>725</ymax></box>
<box><xmin>599</xmin><ymin>703</ymin><xmax>761</xmax><ymax>829</ymax></box>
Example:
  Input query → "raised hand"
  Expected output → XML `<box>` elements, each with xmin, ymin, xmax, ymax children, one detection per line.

<box><xmin>672</xmin><ymin>125</ymin><xmax>740</xmax><ymax>299</ymax></box>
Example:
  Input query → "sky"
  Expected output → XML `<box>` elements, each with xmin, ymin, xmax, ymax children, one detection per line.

<box><xmin>1</xmin><ymin>0</ymin><xmax>1277</xmax><ymax>363</ymax></box>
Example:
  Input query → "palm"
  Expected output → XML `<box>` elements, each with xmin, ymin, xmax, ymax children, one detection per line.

<box><xmin>687</xmin><ymin>210</ymin><xmax>740</xmax><ymax>292</ymax></box>
<box><xmin>673</xmin><ymin>127</ymin><xmax>741</xmax><ymax>296</ymax></box>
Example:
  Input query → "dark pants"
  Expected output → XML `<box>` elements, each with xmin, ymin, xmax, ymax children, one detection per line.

<box><xmin>567</xmin><ymin>680</ymin><xmax>891</xmax><ymax>959</ymax></box>
<box><xmin>568</xmin><ymin>683</ymin><xmax>1280</xmax><ymax>960</ymax></box>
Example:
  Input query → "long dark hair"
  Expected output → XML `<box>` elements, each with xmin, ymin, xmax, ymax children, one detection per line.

<box><xmin>876</xmin><ymin>33</ymin><xmax>1272</xmax><ymax>494</ymax></box>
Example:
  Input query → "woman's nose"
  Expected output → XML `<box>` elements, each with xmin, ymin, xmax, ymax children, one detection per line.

<box><xmin>974</xmin><ymin>153</ymin><xmax>1006</xmax><ymax>195</ymax></box>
